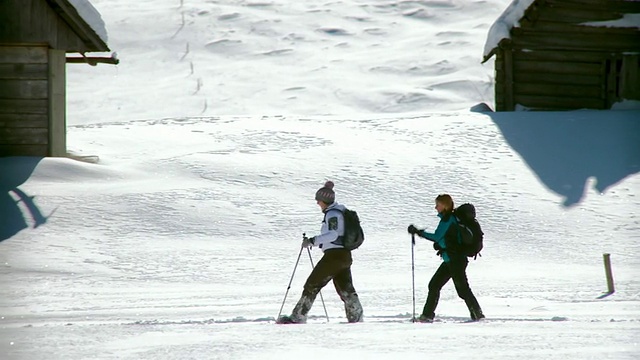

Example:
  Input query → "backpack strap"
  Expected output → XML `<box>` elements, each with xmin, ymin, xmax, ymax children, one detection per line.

<box><xmin>322</xmin><ymin>208</ymin><xmax>345</xmax><ymax>246</ymax></box>
<box><xmin>454</xmin><ymin>215</ymin><xmax>459</xmax><ymax>236</ymax></box>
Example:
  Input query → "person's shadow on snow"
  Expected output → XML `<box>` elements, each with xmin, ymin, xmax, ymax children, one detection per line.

<box><xmin>483</xmin><ymin>109</ymin><xmax>640</xmax><ymax>206</ymax></box>
<box><xmin>0</xmin><ymin>157</ymin><xmax>52</xmax><ymax>242</ymax></box>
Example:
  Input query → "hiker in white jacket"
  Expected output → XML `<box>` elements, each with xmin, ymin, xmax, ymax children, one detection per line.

<box><xmin>308</xmin><ymin>201</ymin><xmax>347</xmax><ymax>251</ymax></box>
<box><xmin>277</xmin><ymin>181</ymin><xmax>364</xmax><ymax>324</ymax></box>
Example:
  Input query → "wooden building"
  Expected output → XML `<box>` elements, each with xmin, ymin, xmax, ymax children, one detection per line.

<box><xmin>483</xmin><ymin>0</ymin><xmax>640</xmax><ymax>111</ymax></box>
<box><xmin>0</xmin><ymin>0</ymin><xmax>117</xmax><ymax>157</ymax></box>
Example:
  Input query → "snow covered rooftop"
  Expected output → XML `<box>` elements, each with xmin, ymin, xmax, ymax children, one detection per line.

<box><xmin>67</xmin><ymin>0</ymin><xmax>109</xmax><ymax>45</ymax></box>
<box><xmin>482</xmin><ymin>0</ymin><xmax>535</xmax><ymax>62</ymax></box>
<box><xmin>483</xmin><ymin>0</ymin><xmax>640</xmax><ymax>62</ymax></box>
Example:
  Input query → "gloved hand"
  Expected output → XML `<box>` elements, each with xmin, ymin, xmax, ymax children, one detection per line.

<box><xmin>433</xmin><ymin>242</ymin><xmax>443</xmax><ymax>256</ymax></box>
<box><xmin>407</xmin><ymin>224</ymin><xmax>420</xmax><ymax>235</ymax></box>
<box><xmin>301</xmin><ymin>236</ymin><xmax>314</xmax><ymax>249</ymax></box>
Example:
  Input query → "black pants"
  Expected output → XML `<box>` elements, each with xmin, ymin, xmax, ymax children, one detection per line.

<box><xmin>291</xmin><ymin>249</ymin><xmax>363</xmax><ymax>322</ymax></box>
<box><xmin>422</xmin><ymin>256</ymin><xmax>483</xmax><ymax>319</ymax></box>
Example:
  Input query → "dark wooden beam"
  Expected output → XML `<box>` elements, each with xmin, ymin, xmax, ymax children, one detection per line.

<box><xmin>66</xmin><ymin>52</ymin><xmax>119</xmax><ymax>65</ymax></box>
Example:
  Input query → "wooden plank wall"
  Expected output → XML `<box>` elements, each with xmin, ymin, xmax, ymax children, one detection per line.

<box><xmin>49</xmin><ymin>49</ymin><xmax>66</xmax><ymax>157</ymax></box>
<box><xmin>0</xmin><ymin>46</ymin><xmax>49</xmax><ymax>156</ymax></box>
<box><xmin>621</xmin><ymin>55</ymin><xmax>640</xmax><ymax>101</ymax></box>
<box><xmin>0</xmin><ymin>0</ymin><xmax>90</xmax><ymax>52</ymax></box>
<box><xmin>495</xmin><ymin>0</ymin><xmax>640</xmax><ymax>110</ymax></box>
<box><xmin>494</xmin><ymin>52</ymin><xmax>505</xmax><ymax>111</ymax></box>
<box><xmin>513</xmin><ymin>50</ymin><xmax>606</xmax><ymax>110</ymax></box>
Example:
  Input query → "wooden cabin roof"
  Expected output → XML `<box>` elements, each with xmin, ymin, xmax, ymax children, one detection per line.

<box><xmin>0</xmin><ymin>0</ymin><xmax>110</xmax><ymax>53</ymax></box>
<box><xmin>48</xmin><ymin>0</ymin><xmax>110</xmax><ymax>52</ymax></box>
<box><xmin>482</xmin><ymin>0</ymin><xmax>640</xmax><ymax>63</ymax></box>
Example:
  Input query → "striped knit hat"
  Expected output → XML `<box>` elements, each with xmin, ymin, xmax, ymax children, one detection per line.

<box><xmin>315</xmin><ymin>181</ymin><xmax>335</xmax><ymax>204</ymax></box>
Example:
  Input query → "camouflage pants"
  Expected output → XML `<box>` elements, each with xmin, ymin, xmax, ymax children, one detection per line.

<box><xmin>291</xmin><ymin>249</ymin><xmax>363</xmax><ymax>323</ymax></box>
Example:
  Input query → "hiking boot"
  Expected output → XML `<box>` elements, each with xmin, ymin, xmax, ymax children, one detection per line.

<box><xmin>416</xmin><ymin>314</ymin><xmax>434</xmax><ymax>323</ymax></box>
<box><xmin>470</xmin><ymin>308</ymin><xmax>485</xmax><ymax>321</ymax></box>
<box><xmin>344</xmin><ymin>296</ymin><xmax>364</xmax><ymax>323</ymax></box>
<box><xmin>347</xmin><ymin>309</ymin><xmax>363</xmax><ymax>323</ymax></box>
<box><xmin>276</xmin><ymin>315</ymin><xmax>306</xmax><ymax>324</ymax></box>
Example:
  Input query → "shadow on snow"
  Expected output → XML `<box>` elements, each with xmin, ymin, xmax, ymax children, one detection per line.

<box><xmin>486</xmin><ymin>110</ymin><xmax>640</xmax><ymax>206</ymax></box>
<box><xmin>0</xmin><ymin>157</ymin><xmax>51</xmax><ymax>243</ymax></box>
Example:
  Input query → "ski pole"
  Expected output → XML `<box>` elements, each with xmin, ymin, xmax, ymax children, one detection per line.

<box><xmin>277</xmin><ymin>247</ymin><xmax>303</xmax><ymax>321</ymax></box>
<box><xmin>411</xmin><ymin>234</ymin><xmax>416</xmax><ymax>322</ymax></box>
<box><xmin>307</xmin><ymin>247</ymin><xmax>330</xmax><ymax>322</ymax></box>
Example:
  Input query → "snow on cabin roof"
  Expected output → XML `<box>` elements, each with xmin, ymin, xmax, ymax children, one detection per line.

<box><xmin>582</xmin><ymin>13</ymin><xmax>640</xmax><ymax>29</ymax></box>
<box><xmin>482</xmin><ymin>0</ymin><xmax>535</xmax><ymax>63</ymax></box>
<box><xmin>482</xmin><ymin>1</ymin><xmax>640</xmax><ymax>63</ymax></box>
<box><xmin>67</xmin><ymin>0</ymin><xmax>108</xmax><ymax>45</ymax></box>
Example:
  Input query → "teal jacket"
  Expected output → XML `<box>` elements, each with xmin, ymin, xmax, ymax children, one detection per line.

<box><xmin>418</xmin><ymin>212</ymin><xmax>460</xmax><ymax>263</ymax></box>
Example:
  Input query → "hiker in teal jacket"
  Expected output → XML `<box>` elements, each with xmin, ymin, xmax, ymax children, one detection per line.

<box><xmin>408</xmin><ymin>194</ymin><xmax>484</xmax><ymax>322</ymax></box>
<box><xmin>416</xmin><ymin>210</ymin><xmax>458</xmax><ymax>263</ymax></box>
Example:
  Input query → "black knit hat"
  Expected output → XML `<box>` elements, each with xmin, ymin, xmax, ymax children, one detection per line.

<box><xmin>315</xmin><ymin>181</ymin><xmax>335</xmax><ymax>204</ymax></box>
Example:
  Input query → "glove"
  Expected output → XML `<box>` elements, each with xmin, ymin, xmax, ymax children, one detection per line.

<box><xmin>433</xmin><ymin>242</ymin><xmax>443</xmax><ymax>257</ymax></box>
<box><xmin>301</xmin><ymin>236</ymin><xmax>314</xmax><ymax>249</ymax></box>
<box><xmin>407</xmin><ymin>224</ymin><xmax>420</xmax><ymax>235</ymax></box>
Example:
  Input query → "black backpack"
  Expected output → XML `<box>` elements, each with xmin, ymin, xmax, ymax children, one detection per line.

<box><xmin>454</xmin><ymin>203</ymin><xmax>484</xmax><ymax>259</ymax></box>
<box><xmin>326</xmin><ymin>208</ymin><xmax>365</xmax><ymax>250</ymax></box>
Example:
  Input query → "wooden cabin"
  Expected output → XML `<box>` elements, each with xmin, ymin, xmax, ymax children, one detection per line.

<box><xmin>0</xmin><ymin>0</ymin><xmax>117</xmax><ymax>157</ymax></box>
<box><xmin>483</xmin><ymin>0</ymin><xmax>640</xmax><ymax>111</ymax></box>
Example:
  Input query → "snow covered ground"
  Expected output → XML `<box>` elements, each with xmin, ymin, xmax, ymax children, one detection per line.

<box><xmin>1</xmin><ymin>0</ymin><xmax>639</xmax><ymax>359</ymax></box>
<box><xmin>64</xmin><ymin>0</ymin><xmax>507</xmax><ymax>121</ymax></box>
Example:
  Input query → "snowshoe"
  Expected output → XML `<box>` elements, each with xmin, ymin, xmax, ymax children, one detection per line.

<box><xmin>276</xmin><ymin>315</ymin><xmax>305</xmax><ymax>324</ymax></box>
<box><xmin>470</xmin><ymin>308</ymin><xmax>485</xmax><ymax>321</ymax></box>
<box><xmin>415</xmin><ymin>314</ymin><xmax>435</xmax><ymax>323</ymax></box>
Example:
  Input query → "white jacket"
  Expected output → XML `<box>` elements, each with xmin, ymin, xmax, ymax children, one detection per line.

<box><xmin>312</xmin><ymin>202</ymin><xmax>346</xmax><ymax>252</ymax></box>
